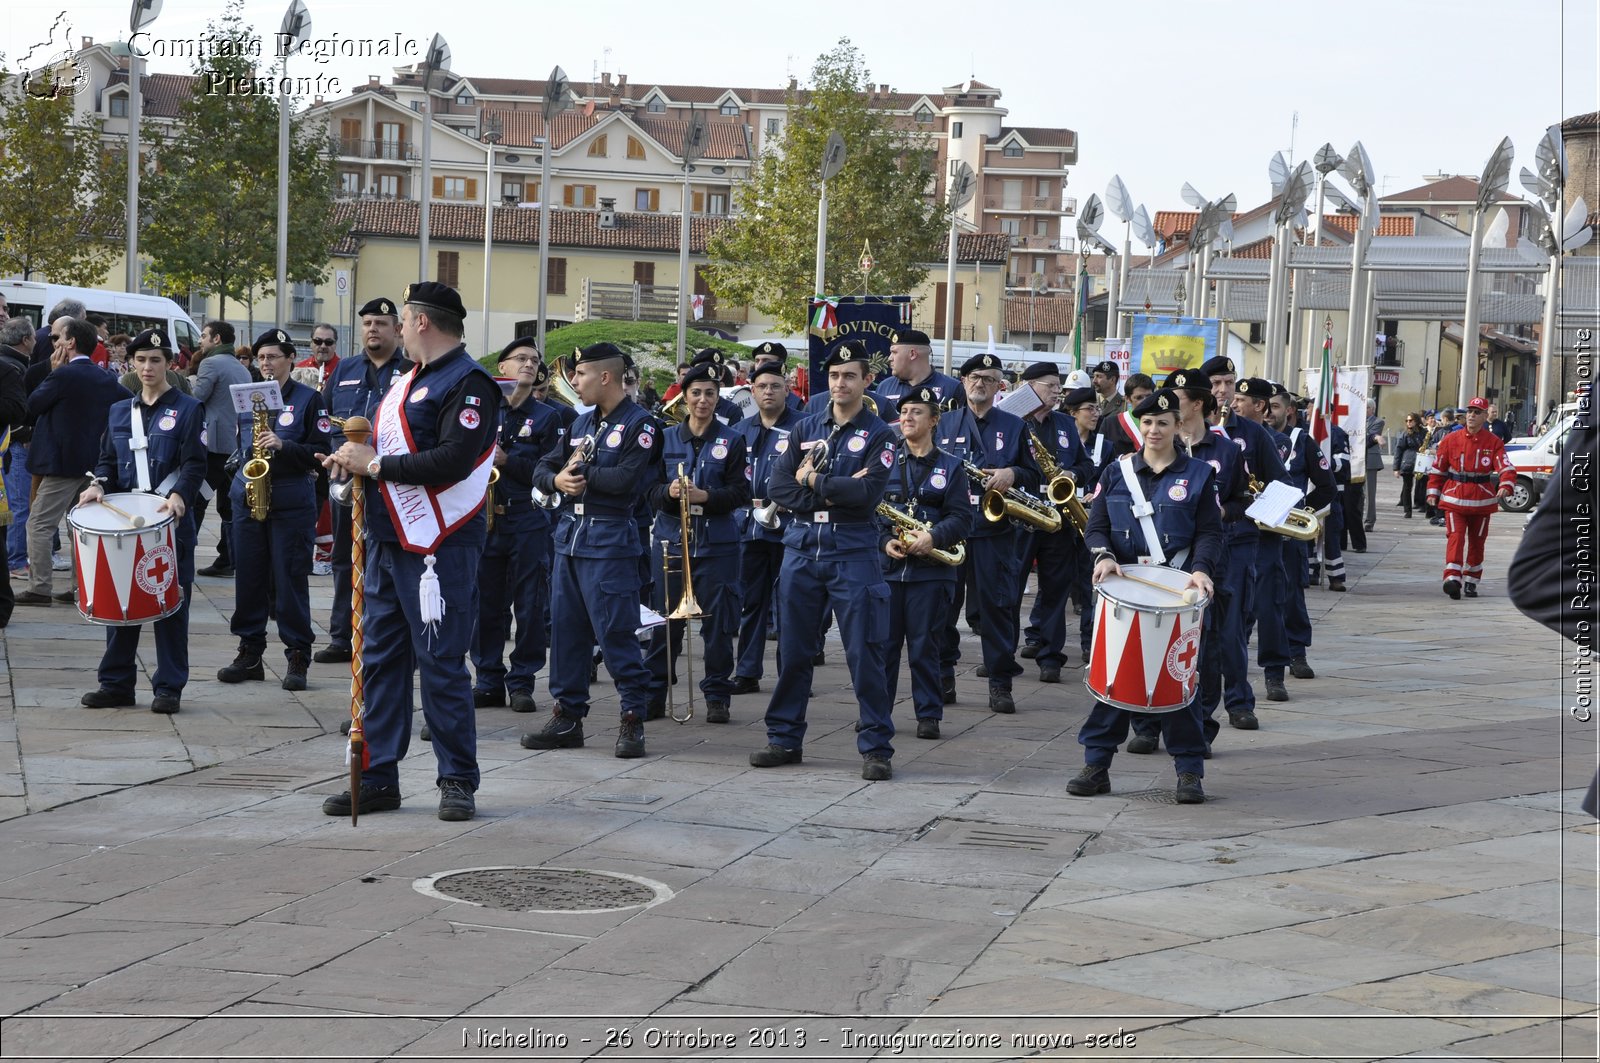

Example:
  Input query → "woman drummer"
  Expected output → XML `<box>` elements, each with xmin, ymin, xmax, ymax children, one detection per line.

<box><xmin>1066</xmin><ymin>388</ymin><xmax>1223</xmax><ymax>804</ymax></box>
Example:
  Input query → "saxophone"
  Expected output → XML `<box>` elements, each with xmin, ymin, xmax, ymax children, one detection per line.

<box><xmin>1028</xmin><ymin>429</ymin><xmax>1089</xmax><ymax>533</ymax></box>
<box><xmin>876</xmin><ymin>502</ymin><xmax>966</xmax><ymax>566</ymax></box>
<box><xmin>242</xmin><ymin>393</ymin><xmax>272</xmax><ymax>521</ymax></box>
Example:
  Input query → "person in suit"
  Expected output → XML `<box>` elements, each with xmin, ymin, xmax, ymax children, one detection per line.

<box><xmin>1361</xmin><ymin>400</ymin><xmax>1385</xmax><ymax>533</ymax></box>
<box><xmin>190</xmin><ymin>322</ymin><xmax>252</xmax><ymax>577</ymax></box>
<box><xmin>0</xmin><ymin>337</ymin><xmax>26</xmax><ymax>626</ymax></box>
<box><xmin>15</xmin><ymin>317</ymin><xmax>128</xmax><ymax>607</ymax></box>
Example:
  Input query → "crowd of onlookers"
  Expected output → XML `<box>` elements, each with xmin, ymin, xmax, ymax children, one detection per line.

<box><xmin>1386</xmin><ymin>403</ymin><xmax>1519</xmax><ymax>525</ymax></box>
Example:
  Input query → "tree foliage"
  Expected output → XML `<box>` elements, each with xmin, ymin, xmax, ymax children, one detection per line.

<box><xmin>0</xmin><ymin>78</ymin><xmax>123</xmax><ymax>284</ymax></box>
<box><xmin>142</xmin><ymin>0</ymin><xmax>346</xmax><ymax>317</ymax></box>
<box><xmin>705</xmin><ymin>40</ymin><xmax>947</xmax><ymax>334</ymax></box>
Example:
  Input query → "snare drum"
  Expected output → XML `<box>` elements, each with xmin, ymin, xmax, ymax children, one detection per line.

<box><xmin>67</xmin><ymin>493</ymin><xmax>182</xmax><ymax>626</ymax></box>
<box><xmin>1085</xmin><ymin>564</ymin><xmax>1209</xmax><ymax>713</ymax></box>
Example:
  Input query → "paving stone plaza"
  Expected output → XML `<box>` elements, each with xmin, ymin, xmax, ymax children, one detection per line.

<box><xmin>0</xmin><ymin>478</ymin><xmax>1595</xmax><ymax>1061</ymax></box>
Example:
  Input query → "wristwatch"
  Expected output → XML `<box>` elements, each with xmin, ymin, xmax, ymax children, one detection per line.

<box><xmin>366</xmin><ymin>457</ymin><xmax>382</xmax><ymax>479</ymax></box>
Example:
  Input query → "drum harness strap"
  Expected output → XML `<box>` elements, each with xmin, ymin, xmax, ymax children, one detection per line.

<box><xmin>1118</xmin><ymin>455</ymin><xmax>1188</xmax><ymax>570</ymax></box>
<box><xmin>127</xmin><ymin>405</ymin><xmax>180</xmax><ymax>498</ymax></box>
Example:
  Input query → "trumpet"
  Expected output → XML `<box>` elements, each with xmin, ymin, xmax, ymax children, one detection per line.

<box><xmin>533</xmin><ymin>435</ymin><xmax>594</xmax><ymax>509</ymax></box>
<box><xmin>1246</xmin><ymin>474</ymin><xmax>1321</xmax><ymax>541</ymax></box>
<box><xmin>877</xmin><ymin>502</ymin><xmax>966</xmax><ymax>566</ymax></box>
<box><xmin>1028</xmin><ymin>429</ymin><xmax>1089</xmax><ymax>534</ymax></box>
<box><xmin>662</xmin><ymin>462</ymin><xmax>706</xmax><ymax>725</ymax></box>
<box><xmin>962</xmin><ymin>460</ymin><xmax>1062</xmax><ymax>534</ymax></box>
<box><xmin>242</xmin><ymin>393</ymin><xmax>272</xmax><ymax>521</ymax></box>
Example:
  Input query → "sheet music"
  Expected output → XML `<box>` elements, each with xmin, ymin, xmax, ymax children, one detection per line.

<box><xmin>998</xmin><ymin>383</ymin><xmax>1043</xmax><ymax>419</ymax></box>
<box><xmin>229</xmin><ymin>380</ymin><xmax>285</xmax><ymax>414</ymax></box>
<box><xmin>1246</xmin><ymin>479</ymin><xmax>1302</xmax><ymax>527</ymax></box>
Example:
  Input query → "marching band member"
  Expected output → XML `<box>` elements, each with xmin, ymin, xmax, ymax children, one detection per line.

<box><xmin>645</xmin><ymin>359</ymin><xmax>750</xmax><ymax>723</ymax></box>
<box><xmin>750</xmin><ymin>341</ymin><xmax>897</xmax><ymax>780</ymax></box>
<box><xmin>1065</xmin><ymin>385</ymin><xmax>1107</xmax><ymax>663</ymax></box>
<box><xmin>315</xmin><ymin>297</ymin><xmax>411</xmax><ymax>666</ymax></box>
<box><xmin>217</xmin><ymin>329</ymin><xmax>330</xmax><ymax>693</ymax></box>
<box><xmin>78</xmin><ymin>329</ymin><xmax>207</xmax><ymax>715</ymax></box>
<box><xmin>731</xmin><ymin>361</ymin><xmax>802</xmax><ymax>694</ymax></box>
<box><xmin>879</xmin><ymin>386</ymin><xmax>972</xmax><ymax>740</ymax></box>
<box><xmin>319</xmin><ymin>282</ymin><xmax>500</xmax><ymax>822</ymax></box>
<box><xmin>936</xmin><ymin>351</ymin><xmax>1042</xmax><ymax>714</ymax></box>
<box><xmin>1320</xmin><ymin>420</ymin><xmax>1352</xmax><ymax>591</ymax></box>
<box><xmin>749</xmin><ymin>341</ymin><xmax>805</xmax><ymax>412</ymax></box>
<box><xmin>1015</xmin><ymin>362</ymin><xmax>1092</xmax><ymax>683</ymax></box>
<box><xmin>521</xmin><ymin>343</ymin><xmax>663</xmax><ymax>758</ymax></box>
<box><xmin>1066</xmin><ymin>389</ymin><xmax>1221</xmax><ymax>804</ymax></box>
<box><xmin>471</xmin><ymin>338</ymin><xmax>563</xmax><ymax>713</ymax></box>
<box><xmin>871</xmin><ymin>329</ymin><xmax>964</xmax><ymax>411</ymax></box>
<box><xmin>1230</xmin><ymin>378</ymin><xmax>1297</xmax><ymax>704</ymax></box>
<box><xmin>1427</xmin><ymin>396</ymin><xmax>1514</xmax><ymax>599</ymax></box>
<box><xmin>1265</xmin><ymin>384</ymin><xmax>1335</xmax><ymax>699</ymax></box>
<box><xmin>689</xmin><ymin>348</ymin><xmax>745</xmax><ymax>424</ymax></box>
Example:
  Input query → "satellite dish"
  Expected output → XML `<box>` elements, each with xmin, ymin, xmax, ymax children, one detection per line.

<box><xmin>947</xmin><ymin>161</ymin><xmax>976</xmax><ymax>209</ymax></box>
<box><xmin>1105</xmin><ymin>175</ymin><xmax>1134</xmax><ymax>222</ymax></box>
<box><xmin>1313</xmin><ymin>142</ymin><xmax>1343</xmax><ymax>176</ymax></box>
<box><xmin>1180</xmin><ymin>182</ymin><xmax>1208</xmax><ymax>209</ymax></box>
<box><xmin>278</xmin><ymin>0</ymin><xmax>311</xmax><ymax>56</ymax></box>
<box><xmin>1563</xmin><ymin>196</ymin><xmax>1593</xmax><ymax>251</ymax></box>
<box><xmin>1535</xmin><ymin>123</ymin><xmax>1565</xmax><ymax>185</ymax></box>
<box><xmin>130</xmin><ymin>0</ymin><xmax>162</xmax><ymax>33</ymax></box>
<box><xmin>1132</xmin><ymin>205</ymin><xmax>1154</xmax><ymax>249</ymax></box>
<box><xmin>820</xmin><ymin>132</ymin><xmax>847</xmax><ymax>182</ymax></box>
<box><xmin>1080</xmin><ymin>192</ymin><xmax>1104</xmax><ymax>232</ymax></box>
<box><xmin>1268</xmin><ymin>152</ymin><xmax>1290</xmax><ymax>197</ymax></box>
<box><xmin>682</xmin><ymin>107</ymin><xmax>708</xmax><ymax>164</ymax></box>
<box><xmin>1475</xmin><ymin>136</ymin><xmax>1515</xmax><ymax>212</ymax></box>
<box><xmin>543</xmin><ymin>65</ymin><xmax>572</xmax><ymax>121</ymax></box>
<box><xmin>424</xmin><ymin>34</ymin><xmax>451</xmax><ymax>94</ymax></box>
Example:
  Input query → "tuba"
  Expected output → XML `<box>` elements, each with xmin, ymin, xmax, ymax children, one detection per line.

<box><xmin>962</xmin><ymin>460</ymin><xmax>1062</xmax><ymax>534</ymax></box>
<box><xmin>1247</xmin><ymin>474</ymin><xmax>1321</xmax><ymax>541</ymax></box>
<box><xmin>876</xmin><ymin>502</ymin><xmax>965</xmax><ymax>566</ymax></box>
<box><xmin>1028</xmin><ymin>429</ymin><xmax>1089</xmax><ymax>533</ymax></box>
<box><xmin>242</xmin><ymin>393</ymin><xmax>272</xmax><ymax>521</ymax></box>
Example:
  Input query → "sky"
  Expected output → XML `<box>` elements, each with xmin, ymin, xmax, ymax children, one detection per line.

<box><xmin>6</xmin><ymin>0</ymin><xmax>1597</xmax><ymax>242</ymax></box>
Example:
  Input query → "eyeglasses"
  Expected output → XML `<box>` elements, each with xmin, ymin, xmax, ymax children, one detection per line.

<box><xmin>967</xmin><ymin>374</ymin><xmax>1003</xmax><ymax>386</ymax></box>
<box><xmin>311</xmin><ymin>338</ymin><xmax>336</xmax><ymax>346</ymax></box>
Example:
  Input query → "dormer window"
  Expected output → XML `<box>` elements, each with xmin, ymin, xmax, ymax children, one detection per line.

<box><xmin>109</xmin><ymin>94</ymin><xmax>127</xmax><ymax>117</ymax></box>
<box><xmin>719</xmin><ymin>100</ymin><xmax>740</xmax><ymax>116</ymax></box>
<box><xmin>914</xmin><ymin>105</ymin><xmax>933</xmax><ymax>123</ymax></box>
<box><xmin>646</xmin><ymin>96</ymin><xmax>666</xmax><ymax>113</ymax></box>
<box><xmin>455</xmin><ymin>90</ymin><xmax>474</xmax><ymax>106</ymax></box>
<box><xmin>1003</xmin><ymin>141</ymin><xmax>1025</xmax><ymax>158</ymax></box>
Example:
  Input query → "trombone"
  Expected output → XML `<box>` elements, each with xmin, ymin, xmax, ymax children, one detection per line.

<box><xmin>661</xmin><ymin>461</ymin><xmax>706</xmax><ymax>724</ymax></box>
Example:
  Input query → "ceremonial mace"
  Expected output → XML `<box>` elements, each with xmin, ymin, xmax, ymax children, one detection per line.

<box><xmin>336</xmin><ymin>416</ymin><xmax>373</xmax><ymax>825</ymax></box>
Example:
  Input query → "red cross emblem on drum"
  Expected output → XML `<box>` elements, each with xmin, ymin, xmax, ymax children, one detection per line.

<box><xmin>1086</xmin><ymin>564</ymin><xmax>1208</xmax><ymax>713</ymax></box>
<box><xmin>134</xmin><ymin>544</ymin><xmax>177</xmax><ymax>597</ymax></box>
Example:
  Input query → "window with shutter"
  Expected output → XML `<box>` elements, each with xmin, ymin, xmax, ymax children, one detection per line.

<box><xmin>691</xmin><ymin>190</ymin><xmax>705</xmax><ymax>214</ymax></box>
<box><xmin>635</xmin><ymin>188</ymin><xmax>659</xmax><ymax>212</ymax></box>
<box><xmin>633</xmin><ymin>262</ymin><xmax>655</xmax><ymax>286</ymax></box>
<box><xmin>464</xmin><ymin>177</ymin><xmax>478</xmax><ymax>201</ymax></box>
<box><xmin>588</xmin><ymin>134</ymin><xmax>608</xmax><ymax>157</ymax></box>
<box><xmin>437</xmin><ymin>251</ymin><xmax>459</xmax><ymax>287</ymax></box>
<box><xmin>547</xmin><ymin>258</ymin><xmax>567</xmax><ymax>295</ymax></box>
<box><xmin>432</xmin><ymin>176</ymin><xmax>445</xmax><ymax>200</ymax></box>
<box><xmin>627</xmin><ymin>136</ymin><xmax>646</xmax><ymax>160</ymax></box>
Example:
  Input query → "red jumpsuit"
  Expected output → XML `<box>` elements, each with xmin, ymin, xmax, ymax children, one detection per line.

<box><xmin>1426</xmin><ymin>426</ymin><xmax>1514</xmax><ymax>589</ymax></box>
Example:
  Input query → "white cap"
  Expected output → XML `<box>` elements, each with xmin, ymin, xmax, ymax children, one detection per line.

<box><xmin>1065</xmin><ymin>369</ymin><xmax>1092</xmax><ymax>390</ymax></box>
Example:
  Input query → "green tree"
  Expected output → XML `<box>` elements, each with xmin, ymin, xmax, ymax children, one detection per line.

<box><xmin>0</xmin><ymin>77</ymin><xmax>123</xmax><ymax>284</ymax></box>
<box><xmin>705</xmin><ymin>40</ymin><xmax>947</xmax><ymax>334</ymax></box>
<box><xmin>142</xmin><ymin>0</ymin><xmax>346</xmax><ymax>317</ymax></box>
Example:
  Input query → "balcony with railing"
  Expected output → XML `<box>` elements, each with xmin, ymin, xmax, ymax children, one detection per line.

<box><xmin>334</xmin><ymin>137</ymin><xmax>420</xmax><ymax>161</ymax></box>
<box><xmin>983</xmin><ymin>195</ymin><xmax>1077</xmax><ymax>215</ymax></box>
<box><xmin>1009</xmin><ymin>234</ymin><xmax>1077</xmax><ymax>252</ymax></box>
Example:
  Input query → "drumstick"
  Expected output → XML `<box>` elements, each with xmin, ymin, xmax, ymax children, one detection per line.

<box><xmin>1120</xmin><ymin>569</ymin><xmax>1202</xmax><ymax>605</ymax></box>
<box><xmin>95</xmin><ymin>499</ymin><xmax>147</xmax><ymax>528</ymax></box>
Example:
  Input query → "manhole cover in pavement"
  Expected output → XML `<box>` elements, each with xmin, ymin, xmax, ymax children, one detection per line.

<box><xmin>413</xmin><ymin>866</ymin><xmax>672</xmax><ymax>913</ymax></box>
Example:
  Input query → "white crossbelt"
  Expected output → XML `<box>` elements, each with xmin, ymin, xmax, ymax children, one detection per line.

<box><xmin>1119</xmin><ymin>454</ymin><xmax>1167</xmax><ymax>567</ymax></box>
<box><xmin>128</xmin><ymin>405</ymin><xmax>153</xmax><ymax>493</ymax></box>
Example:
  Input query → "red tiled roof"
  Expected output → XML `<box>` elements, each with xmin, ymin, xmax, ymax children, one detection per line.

<box><xmin>487</xmin><ymin>110</ymin><xmax>601</xmax><ymax>151</ymax></box>
<box><xmin>486</xmin><ymin>109</ymin><xmax>750</xmax><ymax>160</ymax></box>
<box><xmin>1154</xmin><ymin>210</ymin><xmax>1198</xmax><ymax>239</ymax></box>
<box><xmin>105</xmin><ymin>70</ymin><xmax>197</xmax><ymax>117</ymax></box>
<box><xmin>1561</xmin><ymin>111</ymin><xmax>1598</xmax><ymax>132</ymax></box>
<box><xmin>1323</xmin><ymin>214</ymin><xmax>1416</xmax><ymax>237</ymax></box>
<box><xmin>1004</xmin><ymin>294</ymin><xmax>1075</xmax><ymax>334</ymax></box>
<box><xmin>999</xmin><ymin>126</ymin><xmax>1077</xmax><ymax>149</ymax></box>
<box><xmin>337</xmin><ymin>199</ymin><xmax>728</xmax><ymax>254</ymax></box>
<box><xmin>633</xmin><ymin>116</ymin><xmax>750</xmax><ymax>160</ymax></box>
<box><xmin>1381</xmin><ymin>175</ymin><xmax>1519</xmax><ymax>205</ymax></box>
<box><xmin>948</xmin><ymin>232</ymin><xmax>1010</xmax><ymax>264</ymax></box>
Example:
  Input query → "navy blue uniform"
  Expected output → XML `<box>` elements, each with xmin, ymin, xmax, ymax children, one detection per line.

<box><xmin>472</xmin><ymin>395</ymin><xmax>562</xmax><ymax>700</ymax></box>
<box><xmin>879</xmin><ymin>444</ymin><xmax>971</xmax><ymax>723</ymax></box>
<box><xmin>1075</xmin><ymin>428</ymin><xmax>1115</xmax><ymax>657</ymax></box>
<box><xmin>645</xmin><ymin>421</ymin><xmax>750</xmax><ymax>713</ymax></box>
<box><xmin>732</xmin><ymin>407</ymin><xmax>802</xmax><ymax>683</ymax></box>
<box><xmin>873</xmin><ymin>370</ymin><xmax>964</xmax><ymax>413</ymax></box>
<box><xmin>359</xmin><ymin>346</ymin><xmax>500</xmax><ymax>795</ymax></box>
<box><xmin>534</xmin><ymin>397</ymin><xmax>664</xmax><ymax>724</ymax></box>
<box><xmin>1080</xmin><ymin>452</ymin><xmax>1223</xmax><ymax>776</ymax></box>
<box><xmin>1268</xmin><ymin>424</ymin><xmax>1335</xmax><ymax>673</ymax></box>
<box><xmin>94</xmin><ymin>390</ymin><xmax>208</xmax><ymax>699</ymax></box>
<box><xmin>320</xmin><ymin>351</ymin><xmax>412</xmax><ymax>652</ymax></box>
<box><xmin>228</xmin><ymin>379</ymin><xmax>330</xmax><ymax>663</ymax></box>
<box><xmin>1018</xmin><ymin>410</ymin><xmax>1094</xmax><ymax>673</ymax></box>
<box><xmin>1321</xmin><ymin>424</ymin><xmax>1351</xmax><ymax>585</ymax></box>
<box><xmin>762</xmin><ymin>405</ymin><xmax>896</xmax><ymax>758</ymax></box>
<box><xmin>936</xmin><ymin>403</ymin><xmax>1041</xmax><ymax>695</ymax></box>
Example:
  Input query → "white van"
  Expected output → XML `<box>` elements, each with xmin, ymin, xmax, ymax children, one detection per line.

<box><xmin>0</xmin><ymin>280</ymin><xmax>203</xmax><ymax>361</ymax></box>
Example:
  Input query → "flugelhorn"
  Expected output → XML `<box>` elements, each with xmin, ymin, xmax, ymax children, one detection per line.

<box><xmin>1246</xmin><ymin>474</ymin><xmax>1321</xmax><ymax>541</ymax></box>
<box><xmin>877</xmin><ymin>502</ymin><xmax>965</xmax><ymax>566</ymax></box>
<box><xmin>242</xmin><ymin>393</ymin><xmax>272</xmax><ymax>521</ymax></box>
<box><xmin>962</xmin><ymin>460</ymin><xmax>1062</xmax><ymax>534</ymax></box>
<box><xmin>533</xmin><ymin>434</ymin><xmax>594</xmax><ymax>509</ymax></box>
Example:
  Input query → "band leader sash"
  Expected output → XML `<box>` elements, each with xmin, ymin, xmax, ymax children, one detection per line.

<box><xmin>374</xmin><ymin>368</ymin><xmax>494</xmax><ymax>554</ymax></box>
<box><xmin>1118</xmin><ymin>410</ymin><xmax>1140</xmax><ymax>449</ymax></box>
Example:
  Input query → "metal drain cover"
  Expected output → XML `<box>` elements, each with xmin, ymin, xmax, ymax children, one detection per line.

<box><xmin>413</xmin><ymin>866</ymin><xmax>672</xmax><ymax>913</ymax></box>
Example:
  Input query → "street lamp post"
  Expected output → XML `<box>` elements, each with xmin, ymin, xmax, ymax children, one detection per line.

<box><xmin>480</xmin><ymin>113</ymin><xmax>501</xmax><ymax>356</ymax></box>
<box><xmin>125</xmin><ymin>0</ymin><xmax>161</xmax><ymax>293</ymax></box>
<box><xmin>535</xmin><ymin>65</ymin><xmax>571</xmax><ymax>357</ymax></box>
<box><xmin>813</xmin><ymin>132</ymin><xmax>847</xmax><ymax>299</ymax></box>
<box><xmin>675</xmin><ymin>108</ymin><xmax>708</xmax><ymax>363</ymax></box>
<box><xmin>275</xmin><ymin>1</ymin><xmax>311</xmax><ymax>329</ymax></box>
<box><xmin>1456</xmin><ymin>137</ymin><xmax>1515</xmax><ymax>409</ymax></box>
<box><xmin>942</xmin><ymin>160</ymin><xmax>975</xmax><ymax>374</ymax></box>
<box><xmin>418</xmin><ymin>35</ymin><xmax>450</xmax><ymax>281</ymax></box>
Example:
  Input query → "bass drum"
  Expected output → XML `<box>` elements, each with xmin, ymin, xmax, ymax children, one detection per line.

<box><xmin>1085</xmin><ymin>564</ymin><xmax>1209</xmax><ymax>713</ymax></box>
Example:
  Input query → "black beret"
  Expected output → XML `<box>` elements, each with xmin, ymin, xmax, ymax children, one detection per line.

<box><xmin>1131</xmin><ymin>389</ymin><xmax>1180</xmax><ymax>418</ymax></box>
<box><xmin>253</xmin><ymin>328</ymin><xmax>294</xmax><ymax>354</ymax></box>
<box><xmin>1165</xmin><ymin>368</ymin><xmax>1210</xmax><ymax>392</ymax></box>
<box><xmin>1199</xmin><ymin>355</ymin><xmax>1236</xmax><ymax>377</ymax></box>
<box><xmin>127</xmin><ymin>327</ymin><xmax>172</xmax><ymax>355</ymax></box>
<box><xmin>1270</xmin><ymin>382</ymin><xmax>1293</xmax><ymax>399</ymax></box>
<box><xmin>574</xmin><ymin>342</ymin><xmax>633</xmax><ymax>368</ymax></box>
<box><xmin>1092</xmin><ymin>360</ymin><xmax>1120</xmax><ymax>378</ymax></box>
<box><xmin>680</xmin><ymin>363</ymin><xmax>721</xmax><ymax>390</ymax></box>
<box><xmin>1063</xmin><ymin>387</ymin><xmax>1097</xmax><ymax>409</ymax></box>
<box><xmin>692</xmin><ymin>347</ymin><xmax>725</xmax><ymax>366</ymax></box>
<box><xmin>749</xmin><ymin>341</ymin><xmax>788</xmax><ymax>363</ymax></box>
<box><xmin>959</xmin><ymin>351</ymin><xmax>1003</xmax><ymax>375</ymax></box>
<box><xmin>501</xmin><ymin>335</ymin><xmax>541</xmax><ymax>359</ymax></box>
<box><xmin>898</xmin><ymin>385</ymin><xmax>941</xmax><ymax>412</ymax></box>
<box><xmin>1020</xmin><ymin>361</ymin><xmax>1061</xmax><ymax>382</ymax></box>
<box><xmin>1235</xmin><ymin>377</ymin><xmax>1274</xmax><ymax>400</ymax></box>
<box><xmin>824</xmin><ymin>340</ymin><xmax>871</xmax><ymax>369</ymax></box>
<box><xmin>403</xmin><ymin>281</ymin><xmax>466</xmax><ymax>321</ymax></box>
<box><xmin>891</xmin><ymin>328</ymin><xmax>931</xmax><ymax>346</ymax></box>
<box><xmin>749</xmin><ymin>362</ymin><xmax>786</xmax><ymax>385</ymax></box>
<box><xmin>357</xmin><ymin>296</ymin><xmax>397</xmax><ymax>318</ymax></box>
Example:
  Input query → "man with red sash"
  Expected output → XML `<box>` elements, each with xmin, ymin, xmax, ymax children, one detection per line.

<box><xmin>319</xmin><ymin>282</ymin><xmax>500</xmax><ymax>821</ymax></box>
<box><xmin>1427</xmin><ymin>396</ymin><xmax>1514</xmax><ymax>599</ymax></box>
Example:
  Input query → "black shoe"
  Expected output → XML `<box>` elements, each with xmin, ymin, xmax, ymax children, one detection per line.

<box><xmin>1464</xmin><ymin>584</ymin><xmax>1479</xmax><ymax>598</ymax></box>
<box><xmin>1265</xmin><ymin>679</ymin><xmax>1289</xmax><ymax>702</ymax></box>
<box><xmin>1404</xmin><ymin>511</ymin><xmax>1413</xmax><ymax>518</ymax></box>
<box><xmin>218</xmin><ymin>651</ymin><xmax>265</xmax><ymax>684</ymax></box>
<box><xmin>1020</xmin><ymin>642</ymin><xmax>1041</xmax><ymax>660</ymax></box>
<box><xmin>614</xmin><ymin>713</ymin><xmax>646</xmax><ymax>758</ymax></box>
<box><xmin>52</xmin><ymin>589</ymin><xmax>77</xmax><ymax>603</ymax></box>
<box><xmin>1289</xmin><ymin>656</ymin><xmax>1315</xmax><ymax>680</ymax></box>
<box><xmin>811</xmin><ymin>650</ymin><xmax>826</xmax><ymax>666</ymax></box>
<box><xmin>473</xmin><ymin>688</ymin><xmax>506</xmax><ymax>708</ymax></box>
<box><xmin>282</xmin><ymin>650</ymin><xmax>309</xmax><ymax>692</ymax></box>
<box><xmin>419</xmin><ymin>722</ymin><xmax>430</xmax><ymax>742</ymax></box>
<box><xmin>645</xmin><ymin>698</ymin><xmax>666</xmax><ymax>721</ymax></box>
<box><xmin>941</xmin><ymin>678</ymin><xmax>957</xmax><ymax>705</ymax></box>
<box><xmin>509</xmin><ymin>691</ymin><xmax>537</xmax><ymax>713</ymax></box>
<box><xmin>321</xmin><ymin>784</ymin><xmax>402</xmax><ymax>817</ymax></box>
<box><xmin>1038</xmin><ymin>666</ymin><xmax>1061</xmax><ymax>684</ymax></box>
<box><xmin>1443</xmin><ymin>579</ymin><xmax>1461</xmax><ymax>599</ymax></box>
<box><xmin>766</xmin><ymin>629</ymin><xmax>778</xmax><ymax>641</ymax></box>
<box><xmin>1363</xmin><ymin>523</ymin><xmax>1375</xmax><ymax>532</ymax></box>
<box><xmin>976</xmin><ymin>664</ymin><xmax>990</xmax><ymax>678</ymax></box>
<box><xmin>151</xmin><ymin>694</ymin><xmax>180</xmax><ymax>715</ymax></box>
<box><xmin>1429</xmin><ymin>517</ymin><xmax>1445</xmax><ymax>527</ymax></box>
<box><xmin>197</xmin><ymin>561</ymin><xmax>234</xmax><ymax>577</ymax></box>
<box><xmin>705</xmin><ymin>701</ymin><xmax>730</xmax><ymax>724</ymax></box>
<box><xmin>1175</xmin><ymin>772</ymin><xmax>1206</xmax><ymax>804</ymax></box>
<box><xmin>1327</xmin><ymin>578</ymin><xmax>1347</xmax><ymax>592</ymax></box>
<box><xmin>749</xmin><ymin>744</ymin><xmax>802</xmax><ymax>767</ymax></box>
<box><xmin>1125</xmin><ymin>733</ymin><xmax>1159</xmax><ymax>755</ymax></box>
<box><xmin>81</xmin><ymin>687</ymin><xmax>135</xmax><ymax>708</ymax></box>
<box><xmin>521</xmin><ymin>713</ymin><xmax>585</xmax><ymax>749</ymax></box>
<box><xmin>861</xmin><ymin>756</ymin><xmax>892</xmax><ymax>781</ymax></box>
<box><xmin>1204</xmin><ymin>742</ymin><xmax>1213</xmax><ymax>760</ymax></box>
<box><xmin>13</xmin><ymin>591</ymin><xmax>52</xmax><ymax>606</ymax></box>
<box><xmin>916</xmin><ymin>718</ymin><xmax>941</xmax><ymax>740</ymax></box>
<box><xmin>314</xmin><ymin>645</ymin><xmax>352</xmax><ymax>664</ymax></box>
<box><xmin>988</xmin><ymin>690</ymin><xmax>1016</xmax><ymax>714</ymax></box>
<box><xmin>1228</xmin><ymin>709</ymin><xmax>1260</xmax><ymax>731</ymax></box>
<box><xmin>437</xmin><ymin>779</ymin><xmax>475</xmax><ymax>821</ymax></box>
<box><xmin>729</xmin><ymin>675</ymin><xmax>761</xmax><ymax>695</ymax></box>
<box><xmin>1066</xmin><ymin>765</ymin><xmax>1111</xmax><ymax>796</ymax></box>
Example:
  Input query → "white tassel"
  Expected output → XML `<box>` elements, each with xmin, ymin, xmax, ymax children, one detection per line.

<box><xmin>419</xmin><ymin>554</ymin><xmax>445</xmax><ymax>641</ymax></box>
<box><xmin>343</xmin><ymin>740</ymin><xmax>352</xmax><ymax>766</ymax></box>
